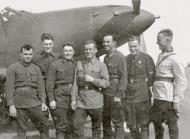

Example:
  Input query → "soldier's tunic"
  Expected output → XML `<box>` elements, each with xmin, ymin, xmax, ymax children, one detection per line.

<box><xmin>71</xmin><ymin>57</ymin><xmax>109</xmax><ymax>139</ymax></box>
<box><xmin>33</xmin><ymin>51</ymin><xmax>60</xmax><ymax>80</ymax></box>
<box><xmin>33</xmin><ymin>51</ymin><xmax>60</xmax><ymax>119</ymax></box>
<box><xmin>46</xmin><ymin>58</ymin><xmax>76</xmax><ymax>138</ymax></box>
<box><xmin>5</xmin><ymin>61</ymin><xmax>49</xmax><ymax>139</ymax></box>
<box><xmin>32</xmin><ymin>51</ymin><xmax>60</xmax><ymax>131</ymax></box>
<box><xmin>103</xmin><ymin>49</ymin><xmax>127</xmax><ymax>139</ymax></box>
<box><xmin>124</xmin><ymin>52</ymin><xmax>155</xmax><ymax>139</ymax></box>
<box><xmin>151</xmin><ymin>49</ymin><xmax>186</xmax><ymax>139</ymax></box>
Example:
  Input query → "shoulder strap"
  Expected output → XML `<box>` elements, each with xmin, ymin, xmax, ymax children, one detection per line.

<box><xmin>77</xmin><ymin>60</ymin><xmax>86</xmax><ymax>75</ymax></box>
<box><xmin>156</xmin><ymin>53</ymin><xmax>175</xmax><ymax>67</ymax></box>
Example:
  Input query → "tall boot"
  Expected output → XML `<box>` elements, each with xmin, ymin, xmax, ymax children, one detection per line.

<box><xmin>40</xmin><ymin>131</ymin><xmax>49</xmax><ymax>139</ymax></box>
<box><xmin>15</xmin><ymin>127</ymin><xmax>26</xmax><ymax>139</ymax></box>
<box><xmin>56</xmin><ymin>132</ymin><xmax>64</xmax><ymax>139</ymax></box>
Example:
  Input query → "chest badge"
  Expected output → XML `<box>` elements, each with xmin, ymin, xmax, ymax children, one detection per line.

<box><xmin>138</xmin><ymin>61</ymin><xmax>142</xmax><ymax>68</ymax></box>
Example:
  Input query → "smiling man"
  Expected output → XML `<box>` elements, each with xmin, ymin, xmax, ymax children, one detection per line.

<box><xmin>5</xmin><ymin>44</ymin><xmax>50</xmax><ymax>139</ymax></box>
<box><xmin>33</xmin><ymin>33</ymin><xmax>60</xmax><ymax>120</ymax></box>
<box><xmin>102</xmin><ymin>34</ymin><xmax>127</xmax><ymax>139</ymax></box>
<box><xmin>46</xmin><ymin>42</ymin><xmax>76</xmax><ymax>139</ymax></box>
<box><xmin>33</xmin><ymin>33</ymin><xmax>60</xmax><ymax>81</ymax></box>
<box><xmin>123</xmin><ymin>35</ymin><xmax>155</xmax><ymax>139</ymax></box>
<box><xmin>71</xmin><ymin>40</ymin><xmax>109</xmax><ymax>139</ymax></box>
<box><xmin>151</xmin><ymin>29</ymin><xmax>187</xmax><ymax>139</ymax></box>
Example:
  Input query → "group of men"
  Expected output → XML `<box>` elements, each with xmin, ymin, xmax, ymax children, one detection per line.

<box><xmin>5</xmin><ymin>28</ymin><xmax>187</xmax><ymax>139</ymax></box>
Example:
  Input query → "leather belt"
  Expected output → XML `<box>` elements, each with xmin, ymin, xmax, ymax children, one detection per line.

<box><xmin>56</xmin><ymin>83</ymin><xmax>73</xmax><ymax>87</ymax></box>
<box><xmin>79</xmin><ymin>85</ymin><xmax>100</xmax><ymax>91</ymax></box>
<box><xmin>155</xmin><ymin>76</ymin><xmax>174</xmax><ymax>83</ymax></box>
<box><xmin>128</xmin><ymin>77</ymin><xmax>146</xmax><ymax>84</ymax></box>
<box><xmin>15</xmin><ymin>85</ymin><xmax>33</xmax><ymax>90</ymax></box>
<box><xmin>110</xmin><ymin>78</ymin><xmax>118</xmax><ymax>81</ymax></box>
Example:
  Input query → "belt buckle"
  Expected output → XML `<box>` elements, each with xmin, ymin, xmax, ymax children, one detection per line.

<box><xmin>130</xmin><ymin>78</ymin><xmax>134</xmax><ymax>84</ymax></box>
<box><xmin>21</xmin><ymin>86</ymin><xmax>29</xmax><ymax>91</ymax></box>
<box><xmin>68</xmin><ymin>83</ymin><xmax>72</xmax><ymax>87</ymax></box>
<box><xmin>85</xmin><ymin>85</ymin><xmax>88</xmax><ymax>91</ymax></box>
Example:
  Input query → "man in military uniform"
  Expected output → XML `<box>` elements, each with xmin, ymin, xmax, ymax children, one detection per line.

<box><xmin>33</xmin><ymin>33</ymin><xmax>60</xmax><ymax>81</ymax></box>
<box><xmin>102</xmin><ymin>34</ymin><xmax>127</xmax><ymax>139</ymax></box>
<box><xmin>5</xmin><ymin>44</ymin><xmax>50</xmax><ymax>139</ymax></box>
<box><xmin>33</xmin><ymin>33</ymin><xmax>60</xmax><ymax>122</ymax></box>
<box><xmin>46</xmin><ymin>42</ymin><xmax>76</xmax><ymax>139</ymax></box>
<box><xmin>151</xmin><ymin>29</ymin><xmax>187</xmax><ymax>139</ymax></box>
<box><xmin>71</xmin><ymin>40</ymin><xmax>109</xmax><ymax>139</ymax></box>
<box><xmin>123</xmin><ymin>36</ymin><xmax>155</xmax><ymax>139</ymax></box>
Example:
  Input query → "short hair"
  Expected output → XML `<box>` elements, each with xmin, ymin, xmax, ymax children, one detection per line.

<box><xmin>158</xmin><ymin>29</ymin><xmax>173</xmax><ymax>39</ymax></box>
<box><xmin>84</xmin><ymin>40</ymin><xmax>97</xmax><ymax>48</ymax></box>
<box><xmin>20</xmin><ymin>44</ymin><xmax>34</xmax><ymax>53</ymax></box>
<box><xmin>103</xmin><ymin>33</ymin><xmax>117</xmax><ymax>41</ymax></box>
<box><xmin>62</xmin><ymin>42</ymin><xmax>76</xmax><ymax>51</ymax></box>
<box><xmin>128</xmin><ymin>35</ymin><xmax>140</xmax><ymax>43</ymax></box>
<box><xmin>41</xmin><ymin>33</ymin><xmax>54</xmax><ymax>42</ymax></box>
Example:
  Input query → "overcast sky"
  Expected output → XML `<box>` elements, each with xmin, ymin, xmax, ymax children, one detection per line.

<box><xmin>0</xmin><ymin>0</ymin><xmax>190</xmax><ymax>64</ymax></box>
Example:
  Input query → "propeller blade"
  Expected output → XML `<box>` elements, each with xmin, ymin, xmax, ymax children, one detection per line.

<box><xmin>140</xmin><ymin>33</ymin><xmax>147</xmax><ymax>52</ymax></box>
<box><xmin>132</xmin><ymin>0</ymin><xmax>141</xmax><ymax>15</ymax></box>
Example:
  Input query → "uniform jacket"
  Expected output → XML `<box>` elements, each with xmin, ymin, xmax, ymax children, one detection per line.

<box><xmin>125</xmin><ymin>52</ymin><xmax>155</xmax><ymax>103</ymax></box>
<box><xmin>153</xmin><ymin>51</ymin><xmax>187</xmax><ymax>103</ymax></box>
<box><xmin>5</xmin><ymin>61</ymin><xmax>46</xmax><ymax>108</ymax></box>
<box><xmin>71</xmin><ymin>57</ymin><xmax>109</xmax><ymax>109</ymax></box>
<box><xmin>104</xmin><ymin>49</ymin><xmax>127</xmax><ymax>98</ymax></box>
<box><xmin>46</xmin><ymin>58</ymin><xmax>76</xmax><ymax>108</ymax></box>
<box><xmin>33</xmin><ymin>51</ymin><xmax>60</xmax><ymax>79</ymax></box>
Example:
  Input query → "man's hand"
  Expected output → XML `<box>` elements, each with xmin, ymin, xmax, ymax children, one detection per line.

<box><xmin>114</xmin><ymin>97</ymin><xmax>121</xmax><ymax>102</ymax></box>
<box><xmin>71</xmin><ymin>101</ymin><xmax>77</xmax><ymax>110</ymax></box>
<box><xmin>9</xmin><ymin>105</ymin><xmax>17</xmax><ymax>117</ymax></box>
<box><xmin>50</xmin><ymin>100</ymin><xmax>56</xmax><ymax>110</ymax></box>
<box><xmin>41</xmin><ymin>103</ymin><xmax>48</xmax><ymax>111</ymax></box>
<box><xmin>84</xmin><ymin>75</ymin><xmax>94</xmax><ymax>82</ymax></box>
<box><xmin>173</xmin><ymin>102</ymin><xmax>180</xmax><ymax>113</ymax></box>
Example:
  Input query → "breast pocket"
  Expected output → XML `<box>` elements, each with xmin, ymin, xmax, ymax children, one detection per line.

<box><xmin>16</xmin><ymin>72</ymin><xmax>25</xmax><ymax>82</ymax></box>
<box><xmin>56</xmin><ymin>69</ymin><xmax>66</xmax><ymax>80</ymax></box>
<box><xmin>108</xmin><ymin>64</ymin><xmax>118</xmax><ymax>74</ymax></box>
<box><xmin>36</xmin><ymin>61</ymin><xmax>47</xmax><ymax>73</ymax></box>
<box><xmin>30</xmin><ymin>71</ymin><xmax>38</xmax><ymax>83</ymax></box>
<box><xmin>135</xmin><ymin>63</ymin><xmax>146</xmax><ymax>75</ymax></box>
<box><xmin>159</xmin><ymin>63</ymin><xmax>172</xmax><ymax>71</ymax></box>
<box><xmin>91</xmin><ymin>69</ymin><xmax>100</xmax><ymax>78</ymax></box>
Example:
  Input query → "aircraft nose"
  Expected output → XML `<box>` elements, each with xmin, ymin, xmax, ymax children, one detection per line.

<box><xmin>130</xmin><ymin>10</ymin><xmax>155</xmax><ymax>34</ymax></box>
<box><xmin>106</xmin><ymin>9</ymin><xmax>155</xmax><ymax>35</ymax></box>
<box><xmin>94</xmin><ymin>8</ymin><xmax>155</xmax><ymax>56</ymax></box>
<box><xmin>94</xmin><ymin>9</ymin><xmax>155</xmax><ymax>41</ymax></box>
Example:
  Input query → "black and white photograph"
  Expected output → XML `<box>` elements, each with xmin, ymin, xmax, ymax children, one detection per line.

<box><xmin>0</xmin><ymin>0</ymin><xmax>189</xmax><ymax>139</ymax></box>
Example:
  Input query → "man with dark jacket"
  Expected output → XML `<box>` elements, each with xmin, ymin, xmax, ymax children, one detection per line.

<box><xmin>123</xmin><ymin>36</ymin><xmax>155</xmax><ymax>139</ymax></box>
<box><xmin>102</xmin><ymin>34</ymin><xmax>127</xmax><ymax>139</ymax></box>
<box><xmin>46</xmin><ymin>42</ymin><xmax>76</xmax><ymax>139</ymax></box>
<box><xmin>5</xmin><ymin>44</ymin><xmax>50</xmax><ymax>139</ymax></box>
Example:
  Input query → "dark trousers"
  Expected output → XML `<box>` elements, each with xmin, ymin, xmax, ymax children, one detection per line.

<box><xmin>73</xmin><ymin>108</ymin><xmax>103</xmax><ymax>139</ymax></box>
<box><xmin>123</xmin><ymin>100</ymin><xmax>150</xmax><ymax>139</ymax></box>
<box><xmin>51</xmin><ymin>107</ymin><xmax>74</xmax><ymax>139</ymax></box>
<box><xmin>103</xmin><ymin>95</ymin><xmax>124</xmax><ymax>139</ymax></box>
<box><xmin>151</xmin><ymin>99</ymin><xmax>178</xmax><ymax>139</ymax></box>
<box><xmin>16</xmin><ymin>105</ymin><xmax>50</xmax><ymax>139</ymax></box>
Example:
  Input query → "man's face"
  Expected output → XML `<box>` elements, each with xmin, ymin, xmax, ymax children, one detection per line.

<box><xmin>20</xmin><ymin>49</ymin><xmax>34</xmax><ymax>63</ymax></box>
<box><xmin>42</xmin><ymin>39</ymin><xmax>54</xmax><ymax>53</ymax></box>
<box><xmin>157</xmin><ymin>33</ymin><xmax>170</xmax><ymax>51</ymax></box>
<box><xmin>128</xmin><ymin>40</ymin><xmax>141</xmax><ymax>56</ymax></box>
<box><xmin>103</xmin><ymin>36</ymin><xmax>116</xmax><ymax>52</ymax></box>
<box><xmin>84</xmin><ymin>43</ymin><xmax>97</xmax><ymax>59</ymax></box>
<box><xmin>62</xmin><ymin>46</ymin><xmax>75</xmax><ymax>59</ymax></box>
